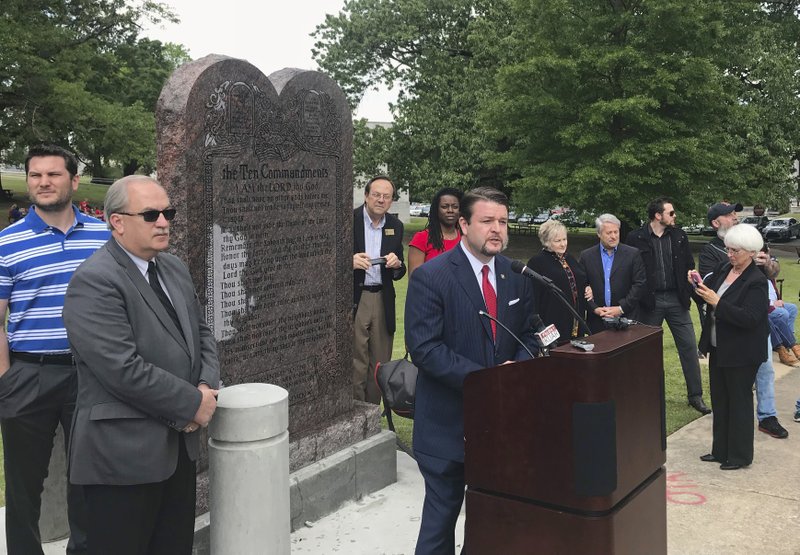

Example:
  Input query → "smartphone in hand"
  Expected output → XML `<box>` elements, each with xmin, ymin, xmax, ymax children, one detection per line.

<box><xmin>689</xmin><ymin>270</ymin><xmax>702</xmax><ymax>289</ymax></box>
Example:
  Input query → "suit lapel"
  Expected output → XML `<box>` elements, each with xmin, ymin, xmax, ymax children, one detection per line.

<box><xmin>106</xmin><ymin>241</ymin><xmax>190</xmax><ymax>356</ymax></box>
<box><xmin>451</xmin><ymin>246</ymin><xmax>495</xmax><ymax>344</ymax></box>
<box><xmin>495</xmin><ymin>257</ymin><xmax>512</xmax><ymax>349</ymax></box>
<box><xmin>354</xmin><ymin>206</ymin><xmax>366</xmax><ymax>253</ymax></box>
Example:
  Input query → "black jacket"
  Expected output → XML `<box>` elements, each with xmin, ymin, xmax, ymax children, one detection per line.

<box><xmin>696</xmin><ymin>261</ymin><xmax>768</xmax><ymax>367</ymax></box>
<box><xmin>626</xmin><ymin>224</ymin><xmax>695</xmax><ymax>311</ymax></box>
<box><xmin>527</xmin><ymin>249</ymin><xmax>587</xmax><ymax>339</ymax></box>
<box><xmin>353</xmin><ymin>206</ymin><xmax>406</xmax><ymax>334</ymax></box>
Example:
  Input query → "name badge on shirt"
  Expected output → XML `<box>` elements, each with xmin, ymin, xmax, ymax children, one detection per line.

<box><xmin>384</xmin><ymin>229</ymin><xmax>395</xmax><ymax>236</ymax></box>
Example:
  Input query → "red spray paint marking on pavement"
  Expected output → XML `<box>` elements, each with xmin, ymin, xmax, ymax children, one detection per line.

<box><xmin>666</xmin><ymin>471</ymin><xmax>707</xmax><ymax>505</ymax></box>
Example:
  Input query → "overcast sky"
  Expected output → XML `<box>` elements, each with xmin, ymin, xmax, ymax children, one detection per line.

<box><xmin>142</xmin><ymin>0</ymin><xmax>395</xmax><ymax>122</ymax></box>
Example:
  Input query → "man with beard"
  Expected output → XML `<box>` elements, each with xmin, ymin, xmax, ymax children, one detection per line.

<box><xmin>0</xmin><ymin>145</ymin><xmax>109</xmax><ymax>554</ymax></box>
<box><xmin>579</xmin><ymin>214</ymin><xmax>647</xmax><ymax>334</ymax></box>
<box><xmin>406</xmin><ymin>187</ymin><xmax>538</xmax><ymax>554</ymax></box>
<box><xmin>700</xmin><ymin>202</ymin><xmax>788</xmax><ymax>439</ymax></box>
<box><xmin>626</xmin><ymin>198</ymin><xmax>710</xmax><ymax>415</ymax></box>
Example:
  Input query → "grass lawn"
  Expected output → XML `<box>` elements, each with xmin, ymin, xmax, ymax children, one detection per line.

<box><xmin>1</xmin><ymin>211</ymin><xmax>799</xmax><ymax>506</ymax></box>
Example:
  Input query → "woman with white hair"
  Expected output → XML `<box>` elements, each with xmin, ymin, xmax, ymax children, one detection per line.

<box><xmin>692</xmin><ymin>223</ymin><xmax>769</xmax><ymax>470</ymax></box>
<box><xmin>527</xmin><ymin>218</ymin><xmax>588</xmax><ymax>340</ymax></box>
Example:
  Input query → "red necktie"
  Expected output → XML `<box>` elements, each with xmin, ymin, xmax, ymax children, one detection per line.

<box><xmin>482</xmin><ymin>265</ymin><xmax>497</xmax><ymax>340</ymax></box>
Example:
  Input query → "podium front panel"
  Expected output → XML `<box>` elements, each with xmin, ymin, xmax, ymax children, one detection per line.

<box><xmin>464</xmin><ymin>325</ymin><xmax>666</xmax><ymax>512</ymax></box>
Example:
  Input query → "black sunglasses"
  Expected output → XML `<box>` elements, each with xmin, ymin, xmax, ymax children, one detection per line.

<box><xmin>117</xmin><ymin>208</ymin><xmax>177</xmax><ymax>222</ymax></box>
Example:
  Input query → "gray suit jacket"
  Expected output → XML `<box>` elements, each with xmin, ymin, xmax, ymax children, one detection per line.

<box><xmin>63</xmin><ymin>239</ymin><xmax>219</xmax><ymax>486</ymax></box>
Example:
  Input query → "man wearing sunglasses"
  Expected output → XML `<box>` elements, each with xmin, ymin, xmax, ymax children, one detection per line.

<box><xmin>0</xmin><ymin>144</ymin><xmax>109</xmax><ymax>555</ymax></box>
<box><xmin>626</xmin><ymin>197</ymin><xmax>711</xmax><ymax>415</ymax></box>
<box><xmin>63</xmin><ymin>175</ymin><xmax>220</xmax><ymax>554</ymax></box>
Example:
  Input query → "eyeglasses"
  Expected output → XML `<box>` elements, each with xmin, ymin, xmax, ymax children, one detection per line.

<box><xmin>116</xmin><ymin>208</ymin><xmax>177</xmax><ymax>222</ymax></box>
<box><xmin>665</xmin><ymin>211</ymin><xmax>675</xmax><ymax>216</ymax></box>
<box><xmin>369</xmin><ymin>192</ymin><xmax>393</xmax><ymax>201</ymax></box>
<box><xmin>725</xmin><ymin>247</ymin><xmax>742</xmax><ymax>254</ymax></box>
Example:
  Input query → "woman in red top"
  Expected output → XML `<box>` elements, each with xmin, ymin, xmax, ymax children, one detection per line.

<box><xmin>408</xmin><ymin>187</ymin><xmax>462</xmax><ymax>276</ymax></box>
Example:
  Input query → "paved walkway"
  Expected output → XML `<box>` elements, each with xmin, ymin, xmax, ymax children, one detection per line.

<box><xmin>4</xmin><ymin>359</ymin><xmax>799</xmax><ymax>554</ymax></box>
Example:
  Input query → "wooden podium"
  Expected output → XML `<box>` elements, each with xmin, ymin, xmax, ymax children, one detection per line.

<box><xmin>463</xmin><ymin>325</ymin><xmax>667</xmax><ymax>554</ymax></box>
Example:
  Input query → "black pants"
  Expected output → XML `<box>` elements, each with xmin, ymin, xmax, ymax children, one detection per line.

<box><xmin>83</xmin><ymin>439</ymin><xmax>197</xmax><ymax>555</ymax></box>
<box><xmin>708</xmin><ymin>351</ymin><xmax>759</xmax><ymax>466</ymax></box>
<box><xmin>0</xmin><ymin>361</ymin><xmax>87</xmax><ymax>555</ymax></box>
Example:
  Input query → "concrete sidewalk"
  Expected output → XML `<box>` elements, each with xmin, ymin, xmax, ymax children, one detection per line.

<box><xmin>4</xmin><ymin>361</ymin><xmax>799</xmax><ymax>554</ymax></box>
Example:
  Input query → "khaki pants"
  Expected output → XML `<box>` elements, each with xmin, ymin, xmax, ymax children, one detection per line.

<box><xmin>353</xmin><ymin>291</ymin><xmax>393</xmax><ymax>404</ymax></box>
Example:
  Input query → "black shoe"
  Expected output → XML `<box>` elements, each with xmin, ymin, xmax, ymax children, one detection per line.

<box><xmin>720</xmin><ymin>463</ymin><xmax>743</xmax><ymax>470</ymax></box>
<box><xmin>699</xmin><ymin>453</ymin><xmax>718</xmax><ymax>462</ymax></box>
<box><xmin>688</xmin><ymin>396</ymin><xmax>712</xmax><ymax>415</ymax></box>
<box><xmin>758</xmin><ymin>416</ymin><xmax>789</xmax><ymax>439</ymax></box>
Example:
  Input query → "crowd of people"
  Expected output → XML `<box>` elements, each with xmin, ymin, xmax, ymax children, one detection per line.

<box><xmin>352</xmin><ymin>184</ymin><xmax>799</xmax><ymax>553</ymax></box>
<box><xmin>1</xmin><ymin>151</ymin><xmax>797</xmax><ymax>554</ymax></box>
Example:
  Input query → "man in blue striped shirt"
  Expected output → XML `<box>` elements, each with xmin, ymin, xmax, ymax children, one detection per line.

<box><xmin>0</xmin><ymin>145</ymin><xmax>109</xmax><ymax>555</ymax></box>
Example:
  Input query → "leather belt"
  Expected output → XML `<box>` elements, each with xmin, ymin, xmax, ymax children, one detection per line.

<box><xmin>362</xmin><ymin>284</ymin><xmax>383</xmax><ymax>292</ymax></box>
<box><xmin>11</xmin><ymin>352</ymin><xmax>75</xmax><ymax>366</ymax></box>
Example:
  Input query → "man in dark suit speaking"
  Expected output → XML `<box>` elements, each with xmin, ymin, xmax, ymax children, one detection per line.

<box><xmin>63</xmin><ymin>176</ymin><xmax>220</xmax><ymax>555</ymax></box>
<box><xmin>579</xmin><ymin>213</ymin><xmax>646</xmax><ymax>334</ymax></box>
<box><xmin>352</xmin><ymin>175</ymin><xmax>405</xmax><ymax>403</ymax></box>
<box><xmin>405</xmin><ymin>187</ymin><xmax>538</xmax><ymax>554</ymax></box>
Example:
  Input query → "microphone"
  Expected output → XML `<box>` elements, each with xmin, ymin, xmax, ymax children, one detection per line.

<box><xmin>510</xmin><ymin>260</ymin><xmax>555</xmax><ymax>286</ymax></box>
<box><xmin>602</xmin><ymin>316</ymin><xmax>636</xmax><ymax>330</ymax></box>
<box><xmin>531</xmin><ymin>314</ymin><xmax>560</xmax><ymax>356</ymax></box>
<box><xmin>478</xmin><ymin>310</ymin><xmax>535</xmax><ymax>359</ymax></box>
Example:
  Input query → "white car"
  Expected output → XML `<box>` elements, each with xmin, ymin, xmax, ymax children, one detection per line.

<box><xmin>409</xmin><ymin>204</ymin><xmax>423</xmax><ymax>217</ymax></box>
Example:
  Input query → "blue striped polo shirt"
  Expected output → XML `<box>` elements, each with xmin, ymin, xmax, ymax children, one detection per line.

<box><xmin>0</xmin><ymin>206</ymin><xmax>110</xmax><ymax>353</ymax></box>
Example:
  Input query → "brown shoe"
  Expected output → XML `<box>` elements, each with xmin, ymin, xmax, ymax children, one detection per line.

<box><xmin>777</xmin><ymin>345</ymin><xmax>799</xmax><ymax>366</ymax></box>
<box><xmin>791</xmin><ymin>344</ymin><xmax>800</xmax><ymax>361</ymax></box>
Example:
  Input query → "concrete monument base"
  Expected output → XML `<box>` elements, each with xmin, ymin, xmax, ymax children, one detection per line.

<box><xmin>191</xmin><ymin>430</ymin><xmax>397</xmax><ymax>554</ymax></box>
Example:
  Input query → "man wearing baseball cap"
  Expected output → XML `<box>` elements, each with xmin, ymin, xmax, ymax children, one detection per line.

<box><xmin>698</xmin><ymin>201</ymin><xmax>788</xmax><ymax>440</ymax></box>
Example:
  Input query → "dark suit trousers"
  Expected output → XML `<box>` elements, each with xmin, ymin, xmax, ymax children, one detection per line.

<box><xmin>0</xmin><ymin>360</ymin><xmax>87</xmax><ymax>555</ymax></box>
<box><xmin>83</xmin><ymin>439</ymin><xmax>196</xmax><ymax>555</ymax></box>
<box><xmin>708</xmin><ymin>350</ymin><xmax>759</xmax><ymax>466</ymax></box>
<box><xmin>415</xmin><ymin>451</ymin><xmax>466</xmax><ymax>555</ymax></box>
<box><xmin>640</xmin><ymin>290</ymin><xmax>703</xmax><ymax>399</ymax></box>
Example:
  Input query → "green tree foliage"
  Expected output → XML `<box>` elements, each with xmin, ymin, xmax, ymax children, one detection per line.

<box><xmin>313</xmin><ymin>0</ymin><xmax>508</xmax><ymax>199</ymax></box>
<box><xmin>313</xmin><ymin>0</ymin><xmax>800</xmax><ymax>219</ymax></box>
<box><xmin>0</xmin><ymin>0</ymin><xmax>189</xmax><ymax>176</ymax></box>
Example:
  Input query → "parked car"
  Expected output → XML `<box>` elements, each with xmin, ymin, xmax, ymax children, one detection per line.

<box><xmin>552</xmin><ymin>211</ymin><xmax>587</xmax><ymax>228</ymax></box>
<box><xmin>682</xmin><ymin>222</ymin><xmax>704</xmax><ymax>235</ymax></box>
<box><xmin>419</xmin><ymin>204</ymin><xmax>431</xmax><ymax>217</ymax></box>
<box><xmin>741</xmin><ymin>215</ymin><xmax>770</xmax><ymax>234</ymax></box>
<box><xmin>508</xmin><ymin>210</ymin><xmax>518</xmax><ymax>223</ymax></box>
<box><xmin>409</xmin><ymin>203</ymin><xmax>423</xmax><ymax>217</ymax></box>
<box><xmin>532</xmin><ymin>212</ymin><xmax>550</xmax><ymax>225</ymax></box>
<box><xmin>517</xmin><ymin>213</ymin><xmax>533</xmax><ymax>225</ymax></box>
<box><xmin>763</xmin><ymin>218</ymin><xmax>800</xmax><ymax>241</ymax></box>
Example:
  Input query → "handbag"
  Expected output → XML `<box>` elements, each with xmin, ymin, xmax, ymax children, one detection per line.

<box><xmin>374</xmin><ymin>352</ymin><xmax>417</xmax><ymax>428</ymax></box>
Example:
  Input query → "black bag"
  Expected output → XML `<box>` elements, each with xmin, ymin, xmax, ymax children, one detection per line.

<box><xmin>374</xmin><ymin>352</ymin><xmax>417</xmax><ymax>427</ymax></box>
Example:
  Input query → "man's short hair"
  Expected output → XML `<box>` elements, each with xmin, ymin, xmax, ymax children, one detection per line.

<box><xmin>364</xmin><ymin>175</ymin><xmax>396</xmax><ymax>196</ymax></box>
<box><xmin>104</xmin><ymin>175</ymin><xmax>161</xmax><ymax>231</ymax></box>
<box><xmin>25</xmin><ymin>144</ymin><xmax>79</xmax><ymax>178</ymax></box>
<box><xmin>647</xmin><ymin>197</ymin><xmax>673</xmax><ymax>221</ymax></box>
<box><xmin>595</xmin><ymin>213</ymin><xmax>621</xmax><ymax>232</ymax></box>
<box><xmin>459</xmin><ymin>187</ymin><xmax>509</xmax><ymax>223</ymax></box>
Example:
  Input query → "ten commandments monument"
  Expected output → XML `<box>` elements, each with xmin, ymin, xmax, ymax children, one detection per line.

<box><xmin>155</xmin><ymin>55</ymin><xmax>395</xmax><ymax>530</ymax></box>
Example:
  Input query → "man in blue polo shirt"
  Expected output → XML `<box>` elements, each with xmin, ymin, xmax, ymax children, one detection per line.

<box><xmin>0</xmin><ymin>145</ymin><xmax>109</xmax><ymax>555</ymax></box>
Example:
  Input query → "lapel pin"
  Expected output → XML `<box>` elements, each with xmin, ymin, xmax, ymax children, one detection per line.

<box><xmin>500</xmin><ymin>273</ymin><xmax>505</xmax><ymax>279</ymax></box>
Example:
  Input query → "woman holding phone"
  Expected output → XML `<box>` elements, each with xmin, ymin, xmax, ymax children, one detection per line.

<box><xmin>691</xmin><ymin>223</ymin><xmax>769</xmax><ymax>470</ymax></box>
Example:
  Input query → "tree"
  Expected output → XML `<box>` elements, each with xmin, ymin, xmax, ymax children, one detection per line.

<box><xmin>313</xmin><ymin>0</ymin><xmax>800</xmax><ymax>219</ymax></box>
<box><xmin>313</xmin><ymin>0</ymin><xmax>508</xmax><ymax>199</ymax></box>
<box><xmin>0</xmin><ymin>0</ymin><xmax>188</xmax><ymax>176</ymax></box>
